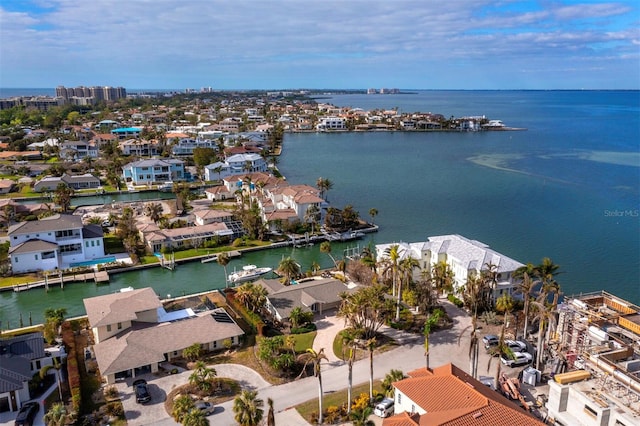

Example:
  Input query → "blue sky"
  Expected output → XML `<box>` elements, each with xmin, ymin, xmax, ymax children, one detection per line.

<box><xmin>1</xmin><ymin>0</ymin><xmax>639</xmax><ymax>90</ymax></box>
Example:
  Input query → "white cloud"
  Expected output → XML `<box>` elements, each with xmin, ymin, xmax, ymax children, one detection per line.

<box><xmin>0</xmin><ymin>0</ymin><xmax>638</xmax><ymax>88</ymax></box>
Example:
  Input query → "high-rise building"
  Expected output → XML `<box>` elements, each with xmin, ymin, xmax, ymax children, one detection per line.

<box><xmin>55</xmin><ymin>85</ymin><xmax>127</xmax><ymax>103</ymax></box>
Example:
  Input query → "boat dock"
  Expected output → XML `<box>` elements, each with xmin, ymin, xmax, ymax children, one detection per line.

<box><xmin>12</xmin><ymin>270</ymin><xmax>110</xmax><ymax>292</ymax></box>
<box><xmin>200</xmin><ymin>250</ymin><xmax>242</xmax><ymax>263</ymax></box>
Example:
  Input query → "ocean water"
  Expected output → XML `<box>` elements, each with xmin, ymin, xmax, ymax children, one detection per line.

<box><xmin>283</xmin><ymin>91</ymin><xmax>640</xmax><ymax>303</ymax></box>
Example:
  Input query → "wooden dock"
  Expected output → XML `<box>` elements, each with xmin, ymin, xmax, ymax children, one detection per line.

<box><xmin>13</xmin><ymin>270</ymin><xmax>110</xmax><ymax>292</ymax></box>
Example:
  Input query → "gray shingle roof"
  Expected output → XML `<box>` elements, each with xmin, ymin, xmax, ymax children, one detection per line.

<box><xmin>8</xmin><ymin>214</ymin><xmax>83</xmax><ymax>235</ymax></box>
<box><xmin>84</xmin><ymin>288</ymin><xmax>162</xmax><ymax>327</ymax></box>
<box><xmin>8</xmin><ymin>239</ymin><xmax>58</xmax><ymax>254</ymax></box>
<box><xmin>93</xmin><ymin>311</ymin><xmax>244</xmax><ymax>375</ymax></box>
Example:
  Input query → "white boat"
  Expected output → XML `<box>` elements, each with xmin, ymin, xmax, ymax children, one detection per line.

<box><xmin>228</xmin><ymin>265</ymin><xmax>272</xmax><ymax>284</ymax></box>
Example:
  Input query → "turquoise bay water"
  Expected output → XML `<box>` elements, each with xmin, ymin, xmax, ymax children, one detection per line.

<box><xmin>0</xmin><ymin>91</ymin><xmax>638</xmax><ymax>327</ymax></box>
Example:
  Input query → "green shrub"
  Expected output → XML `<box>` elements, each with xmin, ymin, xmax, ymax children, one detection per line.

<box><xmin>447</xmin><ymin>294</ymin><xmax>464</xmax><ymax>308</ymax></box>
<box><xmin>291</xmin><ymin>324</ymin><xmax>317</xmax><ymax>334</ymax></box>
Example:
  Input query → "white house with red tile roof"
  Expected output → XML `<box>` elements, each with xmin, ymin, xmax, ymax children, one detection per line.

<box><xmin>384</xmin><ymin>364</ymin><xmax>544</xmax><ymax>426</ymax></box>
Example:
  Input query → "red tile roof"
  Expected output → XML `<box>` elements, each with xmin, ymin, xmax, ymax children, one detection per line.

<box><xmin>384</xmin><ymin>364</ymin><xmax>544</xmax><ymax>426</ymax></box>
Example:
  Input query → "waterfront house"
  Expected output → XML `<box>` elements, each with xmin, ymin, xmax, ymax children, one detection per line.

<box><xmin>0</xmin><ymin>332</ymin><xmax>66</xmax><ymax>414</ymax></box>
<box><xmin>138</xmin><ymin>221</ymin><xmax>235</xmax><ymax>253</ymax></box>
<box><xmin>383</xmin><ymin>364</ymin><xmax>544</xmax><ymax>426</ymax></box>
<box><xmin>256</xmin><ymin>277</ymin><xmax>355</xmax><ymax>321</ymax></box>
<box><xmin>33</xmin><ymin>173</ymin><xmax>101</xmax><ymax>192</ymax></box>
<box><xmin>376</xmin><ymin>234</ymin><xmax>524</xmax><ymax>302</ymax></box>
<box><xmin>203</xmin><ymin>153</ymin><xmax>268</xmax><ymax>181</ymax></box>
<box><xmin>316</xmin><ymin>116</ymin><xmax>347</xmax><ymax>131</ymax></box>
<box><xmin>122</xmin><ymin>158</ymin><xmax>185</xmax><ymax>186</ymax></box>
<box><xmin>8</xmin><ymin>214</ymin><xmax>105</xmax><ymax>273</ymax></box>
<box><xmin>84</xmin><ymin>288</ymin><xmax>244</xmax><ymax>384</ymax></box>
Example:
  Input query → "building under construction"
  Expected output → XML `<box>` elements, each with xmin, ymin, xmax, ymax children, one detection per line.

<box><xmin>546</xmin><ymin>291</ymin><xmax>640</xmax><ymax>425</ymax></box>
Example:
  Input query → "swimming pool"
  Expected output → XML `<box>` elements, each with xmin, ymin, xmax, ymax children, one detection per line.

<box><xmin>70</xmin><ymin>256</ymin><xmax>117</xmax><ymax>267</ymax></box>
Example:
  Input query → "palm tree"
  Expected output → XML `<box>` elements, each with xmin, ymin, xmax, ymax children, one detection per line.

<box><xmin>382</xmin><ymin>244</ymin><xmax>402</xmax><ymax>297</ymax></box>
<box><xmin>341</xmin><ymin>330</ymin><xmax>358</xmax><ymax>414</ymax></box>
<box><xmin>460</xmin><ymin>273</ymin><xmax>486</xmax><ymax>379</ymax></box>
<box><xmin>267</xmin><ymin>397</ymin><xmax>275</xmax><ymax>426</ymax></box>
<box><xmin>530</xmin><ymin>297</ymin><xmax>557</xmax><ymax>371</ymax></box>
<box><xmin>40</xmin><ymin>357</ymin><xmax>64</xmax><ymax>401</ymax></box>
<box><xmin>233</xmin><ymin>390</ymin><xmax>264</xmax><ymax>426</ymax></box>
<box><xmin>366</xmin><ymin>337</ymin><xmax>377</xmax><ymax>402</ymax></box>
<box><xmin>514</xmin><ymin>271</ymin><xmax>536</xmax><ymax>340</ymax></box>
<box><xmin>304</xmin><ymin>204</ymin><xmax>320</xmax><ymax>233</ymax></box>
<box><xmin>423</xmin><ymin>309</ymin><xmax>442</xmax><ymax>369</ymax></box>
<box><xmin>396</xmin><ymin>255</ymin><xmax>419</xmax><ymax>321</ymax></box>
<box><xmin>350</xmin><ymin>406</ymin><xmax>375</xmax><ymax>426</ymax></box>
<box><xmin>494</xmin><ymin>294</ymin><xmax>515</xmax><ymax>388</ymax></box>
<box><xmin>381</xmin><ymin>369</ymin><xmax>404</xmax><ymax>397</ymax></box>
<box><xmin>189</xmin><ymin>361</ymin><xmax>216</xmax><ymax>391</ymax></box>
<box><xmin>43</xmin><ymin>403</ymin><xmax>68</xmax><ymax>426</ymax></box>
<box><xmin>173</xmin><ymin>395</ymin><xmax>195</xmax><ymax>423</ymax></box>
<box><xmin>431</xmin><ymin>261</ymin><xmax>454</xmax><ymax>297</ymax></box>
<box><xmin>297</xmin><ymin>348</ymin><xmax>328</xmax><ymax>424</ymax></box>
<box><xmin>182</xmin><ymin>408</ymin><xmax>209</xmax><ymax>426</ymax></box>
<box><xmin>311</xmin><ymin>261</ymin><xmax>321</xmax><ymax>276</ymax></box>
<box><xmin>144</xmin><ymin>202</ymin><xmax>163</xmax><ymax>223</ymax></box>
<box><xmin>285</xmin><ymin>334</ymin><xmax>297</xmax><ymax>357</ymax></box>
<box><xmin>53</xmin><ymin>183</ymin><xmax>74</xmax><ymax>213</ymax></box>
<box><xmin>320</xmin><ymin>241</ymin><xmax>337</xmax><ymax>268</ymax></box>
<box><xmin>316</xmin><ymin>177</ymin><xmax>333</xmax><ymax>201</ymax></box>
<box><xmin>277</xmin><ymin>256</ymin><xmax>300</xmax><ymax>285</ymax></box>
<box><xmin>368</xmin><ymin>208</ymin><xmax>378</xmax><ymax>225</ymax></box>
<box><xmin>216</xmin><ymin>252</ymin><xmax>230</xmax><ymax>288</ymax></box>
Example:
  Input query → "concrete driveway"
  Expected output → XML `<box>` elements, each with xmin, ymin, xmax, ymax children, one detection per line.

<box><xmin>116</xmin><ymin>363</ymin><xmax>270</xmax><ymax>426</ymax></box>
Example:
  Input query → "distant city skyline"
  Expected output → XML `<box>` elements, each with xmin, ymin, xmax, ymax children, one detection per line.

<box><xmin>1</xmin><ymin>0</ymin><xmax>639</xmax><ymax>90</ymax></box>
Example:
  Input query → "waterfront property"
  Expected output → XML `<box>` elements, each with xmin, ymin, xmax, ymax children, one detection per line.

<box><xmin>383</xmin><ymin>363</ymin><xmax>544</xmax><ymax>425</ymax></box>
<box><xmin>376</xmin><ymin>234</ymin><xmax>524</xmax><ymax>301</ymax></box>
<box><xmin>84</xmin><ymin>287</ymin><xmax>244</xmax><ymax>384</ymax></box>
<box><xmin>203</xmin><ymin>153</ymin><xmax>268</xmax><ymax>181</ymax></box>
<box><xmin>0</xmin><ymin>332</ymin><xmax>67</xmax><ymax>414</ymax></box>
<box><xmin>33</xmin><ymin>173</ymin><xmax>101</xmax><ymax>192</ymax></box>
<box><xmin>8</xmin><ymin>214</ymin><xmax>105</xmax><ymax>273</ymax></box>
<box><xmin>256</xmin><ymin>276</ymin><xmax>356</xmax><ymax>321</ymax></box>
<box><xmin>137</xmin><ymin>221</ymin><xmax>236</xmax><ymax>253</ymax></box>
<box><xmin>122</xmin><ymin>158</ymin><xmax>185</xmax><ymax>186</ymax></box>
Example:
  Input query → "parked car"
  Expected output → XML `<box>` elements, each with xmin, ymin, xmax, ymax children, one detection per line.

<box><xmin>133</xmin><ymin>379</ymin><xmax>151</xmax><ymax>404</ymax></box>
<box><xmin>195</xmin><ymin>401</ymin><xmax>215</xmax><ymax>415</ymax></box>
<box><xmin>373</xmin><ymin>397</ymin><xmax>395</xmax><ymax>418</ymax></box>
<box><xmin>501</xmin><ymin>351</ymin><xmax>533</xmax><ymax>367</ymax></box>
<box><xmin>483</xmin><ymin>334</ymin><xmax>499</xmax><ymax>349</ymax></box>
<box><xmin>505</xmin><ymin>340</ymin><xmax>527</xmax><ymax>353</ymax></box>
<box><xmin>14</xmin><ymin>402</ymin><xmax>39</xmax><ymax>426</ymax></box>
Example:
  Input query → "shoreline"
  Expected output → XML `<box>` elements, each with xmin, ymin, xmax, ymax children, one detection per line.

<box><xmin>0</xmin><ymin>225</ymin><xmax>379</xmax><ymax>294</ymax></box>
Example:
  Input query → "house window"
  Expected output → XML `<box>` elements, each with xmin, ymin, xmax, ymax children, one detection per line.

<box><xmin>35</xmin><ymin>254</ymin><xmax>38</xmax><ymax>260</ymax></box>
<box><xmin>213</xmin><ymin>341</ymin><xmax>217</xmax><ymax>348</ymax></box>
<box><xmin>397</xmin><ymin>394</ymin><xmax>402</xmax><ymax>404</ymax></box>
<box><xmin>91</xmin><ymin>240</ymin><xmax>95</xmax><ymax>247</ymax></box>
<box><xmin>107</xmin><ymin>324</ymin><xmax>112</xmax><ymax>332</ymax></box>
<box><xmin>117</xmin><ymin>322</ymin><xmax>122</xmax><ymax>330</ymax></box>
<box><xmin>96</xmin><ymin>240</ymin><xmax>100</xmax><ymax>246</ymax></box>
<box><xmin>85</xmin><ymin>241</ymin><xmax>90</xmax><ymax>248</ymax></box>
<box><xmin>411</xmin><ymin>404</ymin><xmax>415</xmax><ymax>413</ymax></box>
<box><xmin>35</xmin><ymin>360</ymin><xmax>41</xmax><ymax>370</ymax></box>
<box><xmin>173</xmin><ymin>351</ymin><xmax>179</xmax><ymax>356</ymax></box>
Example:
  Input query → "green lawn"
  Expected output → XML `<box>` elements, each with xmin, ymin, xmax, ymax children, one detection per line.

<box><xmin>294</xmin><ymin>331</ymin><xmax>317</xmax><ymax>352</ymax></box>
<box><xmin>295</xmin><ymin>381</ymin><xmax>384</xmax><ymax>422</ymax></box>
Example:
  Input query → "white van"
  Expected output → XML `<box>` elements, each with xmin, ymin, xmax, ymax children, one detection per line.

<box><xmin>373</xmin><ymin>397</ymin><xmax>395</xmax><ymax>418</ymax></box>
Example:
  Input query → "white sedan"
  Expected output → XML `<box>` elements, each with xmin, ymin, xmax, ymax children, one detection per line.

<box><xmin>501</xmin><ymin>351</ymin><xmax>533</xmax><ymax>367</ymax></box>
